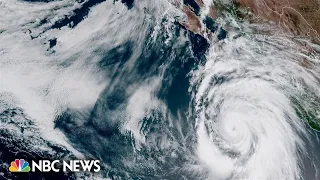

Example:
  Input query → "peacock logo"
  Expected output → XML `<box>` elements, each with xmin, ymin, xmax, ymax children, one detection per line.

<box><xmin>9</xmin><ymin>159</ymin><xmax>31</xmax><ymax>172</ymax></box>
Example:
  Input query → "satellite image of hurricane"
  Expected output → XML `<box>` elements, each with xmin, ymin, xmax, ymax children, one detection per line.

<box><xmin>0</xmin><ymin>0</ymin><xmax>320</xmax><ymax>179</ymax></box>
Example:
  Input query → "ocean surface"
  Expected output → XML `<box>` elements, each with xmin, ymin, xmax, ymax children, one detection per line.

<box><xmin>1</xmin><ymin>0</ymin><xmax>320</xmax><ymax>179</ymax></box>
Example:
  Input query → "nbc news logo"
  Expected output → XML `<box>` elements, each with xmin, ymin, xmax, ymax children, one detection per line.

<box><xmin>9</xmin><ymin>159</ymin><xmax>100</xmax><ymax>173</ymax></box>
<box><xmin>9</xmin><ymin>159</ymin><xmax>30</xmax><ymax>172</ymax></box>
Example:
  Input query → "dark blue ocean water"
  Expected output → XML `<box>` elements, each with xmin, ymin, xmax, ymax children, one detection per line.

<box><xmin>54</xmin><ymin>13</ymin><xmax>210</xmax><ymax>180</ymax></box>
<box><xmin>2</xmin><ymin>0</ymin><xmax>320</xmax><ymax>180</ymax></box>
<box><xmin>1</xmin><ymin>1</ymin><xmax>211</xmax><ymax>179</ymax></box>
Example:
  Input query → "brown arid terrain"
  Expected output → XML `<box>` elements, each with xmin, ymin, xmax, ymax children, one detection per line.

<box><xmin>169</xmin><ymin>0</ymin><xmax>205</xmax><ymax>34</ymax></box>
<box><xmin>171</xmin><ymin>0</ymin><xmax>320</xmax><ymax>44</ymax></box>
<box><xmin>235</xmin><ymin>0</ymin><xmax>320</xmax><ymax>43</ymax></box>
<box><xmin>169</xmin><ymin>0</ymin><xmax>320</xmax><ymax>69</ymax></box>
<box><xmin>168</xmin><ymin>0</ymin><xmax>218</xmax><ymax>38</ymax></box>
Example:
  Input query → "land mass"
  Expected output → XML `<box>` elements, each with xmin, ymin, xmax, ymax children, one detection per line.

<box><xmin>235</xmin><ymin>0</ymin><xmax>320</xmax><ymax>42</ymax></box>
<box><xmin>172</xmin><ymin>0</ymin><xmax>320</xmax><ymax>43</ymax></box>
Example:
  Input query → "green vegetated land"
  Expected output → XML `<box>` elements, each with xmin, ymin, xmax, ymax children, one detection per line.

<box><xmin>294</xmin><ymin>101</ymin><xmax>320</xmax><ymax>132</ymax></box>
